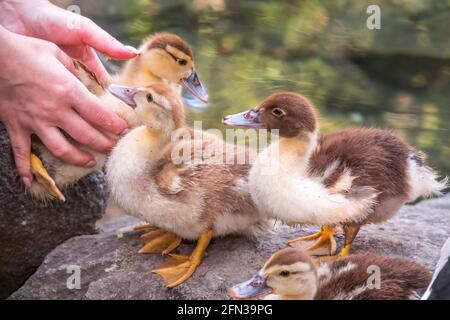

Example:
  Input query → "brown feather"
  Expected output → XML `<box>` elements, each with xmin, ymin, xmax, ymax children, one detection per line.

<box><xmin>315</xmin><ymin>253</ymin><xmax>431</xmax><ymax>300</ymax></box>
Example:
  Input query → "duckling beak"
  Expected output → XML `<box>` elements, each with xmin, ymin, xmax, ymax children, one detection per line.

<box><xmin>229</xmin><ymin>274</ymin><xmax>273</xmax><ymax>300</ymax></box>
<box><xmin>180</xmin><ymin>70</ymin><xmax>208</xmax><ymax>104</ymax></box>
<box><xmin>108</xmin><ymin>84</ymin><xmax>139</xmax><ymax>108</ymax></box>
<box><xmin>222</xmin><ymin>109</ymin><xmax>263</xmax><ymax>128</ymax></box>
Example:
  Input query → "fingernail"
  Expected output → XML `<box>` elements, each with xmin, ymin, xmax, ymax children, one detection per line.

<box><xmin>85</xmin><ymin>160</ymin><xmax>97</xmax><ymax>168</ymax></box>
<box><xmin>125</xmin><ymin>45</ymin><xmax>141</xmax><ymax>55</ymax></box>
<box><xmin>22</xmin><ymin>177</ymin><xmax>32</xmax><ymax>188</ymax></box>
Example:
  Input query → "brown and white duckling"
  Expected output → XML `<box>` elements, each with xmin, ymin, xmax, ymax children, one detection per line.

<box><xmin>114</xmin><ymin>32</ymin><xmax>207</xmax><ymax>103</ymax></box>
<box><xmin>223</xmin><ymin>92</ymin><xmax>448</xmax><ymax>256</ymax></box>
<box><xmin>106</xmin><ymin>83</ymin><xmax>266</xmax><ymax>288</ymax></box>
<box><xmin>230</xmin><ymin>248</ymin><xmax>431</xmax><ymax>300</ymax></box>
<box><xmin>29</xmin><ymin>33</ymin><xmax>208</xmax><ymax>201</ymax></box>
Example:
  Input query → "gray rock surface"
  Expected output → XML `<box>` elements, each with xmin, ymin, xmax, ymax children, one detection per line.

<box><xmin>9</xmin><ymin>194</ymin><xmax>450</xmax><ymax>300</ymax></box>
<box><xmin>0</xmin><ymin>124</ymin><xmax>107</xmax><ymax>298</ymax></box>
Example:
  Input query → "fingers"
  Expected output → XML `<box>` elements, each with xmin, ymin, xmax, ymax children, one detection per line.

<box><xmin>80</xmin><ymin>17</ymin><xmax>140</xmax><ymax>59</ymax></box>
<box><xmin>78</xmin><ymin>46</ymin><xmax>110</xmax><ymax>84</ymax></box>
<box><xmin>54</xmin><ymin>46</ymin><xmax>78</xmax><ymax>76</ymax></box>
<box><xmin>60</xmin><ymin>109</ymin><xmax>116</xmax><ymax>153</ymax></box>
<box><xmin>37</xmin><ymin>126</ymin><xmax>96</xmax><ymax>168</ymax></box>
<box><xmin>71</xmin><ymin>80</ymin><xmax>128</xmax><ymax>135</ymax></box>
<box><xmin>60</xmin><ymin>45</ymin><xmax>110</xmax><ymax>85</ymax></box>
<box><xmin>7</xmin><ymin>126</ymin><xmax>32</xmax><ymax>187</ymax></box>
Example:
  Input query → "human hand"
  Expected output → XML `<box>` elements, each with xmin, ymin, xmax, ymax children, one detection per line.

<box><xmin>0</xmin><ymin>26</ymin><xmax>128</xmax><ymax>187</ymax></box>
<box><xmin>0</xmin><ymin>0</ymin><xmax>140</xmax><ymax>83</ymax></box>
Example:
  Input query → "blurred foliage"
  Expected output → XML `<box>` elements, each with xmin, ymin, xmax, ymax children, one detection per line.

<box><xmin>72</xmin><ymin>0</ymin><xmax>450</xmax><ymax>177</ymax></box>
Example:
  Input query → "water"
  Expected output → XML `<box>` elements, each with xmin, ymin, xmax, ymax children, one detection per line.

<box><xmin>62</xmin><ymin>0</ymin><xmax>450</xmax><ymax>177</ymax></box>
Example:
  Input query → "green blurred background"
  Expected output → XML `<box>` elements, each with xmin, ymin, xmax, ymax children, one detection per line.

<box><xmin>54</xmin><ymin>0</ymin><xmax>450</xmax><ymax>178</ymax></box>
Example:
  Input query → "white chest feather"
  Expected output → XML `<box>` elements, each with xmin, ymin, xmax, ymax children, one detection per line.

<box><xmin>249</xmin><ymin>137</ymin><xmax>374</xmax><ymax>226</ymax></box>
<box><xmin>106</xmin><ymin>126</ymin><xmax>204</xmax><ymax>239</ymax></box>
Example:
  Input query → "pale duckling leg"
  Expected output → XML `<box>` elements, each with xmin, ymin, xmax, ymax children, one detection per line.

<box><xmin>288</xmin><ymin>225</ymin><xmax>338</xmax><ymax>256</ymax></box>
<box><xmin>153</xmin><ymin>230</ymin><xmax>213</xmax><ymax>288</ymax></box>
<box><xmin>30</xmin><ymin>153</ymin><xmax>65</xmax><ymax>202</ymax></box>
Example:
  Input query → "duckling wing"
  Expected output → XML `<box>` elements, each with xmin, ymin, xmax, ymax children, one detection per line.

<box><xmin>152</xmin><ymin>135</ymin><xmax>254</xmax><ymax>198</ymax></box>
<box><xmin>308</xmin><ymin>128</ymin><xmax>411</xmax><ymax>201</ymax></box>
<box><xmin>150</xmin><ymin>134</ymin><xmax>261</xmax><ymax>232</ymax></box>
<box><xmin>73</xmin><ymin>60</ymin><xmax>105</xmax><ymax>96</ymax></box>
<box><xmin>316</xmin><ymin>253</ymin><xmax>431</xmax><ymax>300</ymax></box>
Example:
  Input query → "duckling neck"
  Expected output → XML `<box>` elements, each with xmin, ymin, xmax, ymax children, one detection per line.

<box><xmin>145</xmin><ymin>127</ymin><xmax>172</xmax><ymax>147</ymax></box>
<box><xmin>118</xmin><ymin>58</ymin><xmax>161</xmax><ymax>86</ymax></box>
<box><xmin>114</xmin><ymin>126</ymin><xmax>171</xmax><ymax>168</ymax></box>
<box><xmin>277</xmin><ymin>131</ymin><xmax>318</xmax><ymax>173</ymax></box>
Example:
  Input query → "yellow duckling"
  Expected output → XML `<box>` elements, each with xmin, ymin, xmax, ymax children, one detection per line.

<box><xmin>223</xmin><ymin>92</ymin><xmax>447</xmax><ymax>256</ymax></box>
<box><xmin>106</xmin><ymin>83</ymin><xmax>266</xmax><ymax>288</ymax></box>
<box><xmin>114</xmin><ymin>32</ymin><xmax>207</xmax><ymax>103</ymax></box>
<box><xmin>230</xmin><ymin>248</ymin><xmax>431</xmax><ymax>300</ymax></box>
<box><xmin>29</xmin><ymin>33</ymin><xmax>207</xmax><ymax>201</ymax></box>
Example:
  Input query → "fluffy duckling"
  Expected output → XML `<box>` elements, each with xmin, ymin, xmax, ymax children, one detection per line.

<box><xmin>114</xmin><ymin>32</ymin><xmax>207</xmax><ymax>103</ymax></box>
<box><xmin>223</xmin><ymin>92</ymin><xmax>448</xmax><ymax>256</ymax></box>
<box><xmin>230</xmin><ymin>248</ymin><xmax>431</xmax><ymax>300</ymax></box>
<box><xmin>29</xmin><ymin>33</ymin><xmax>208</xmax><ymax>201</ymax></box>
<box><xmin>28</xmin><ymin>61</ymin><xmax>136</xmax><ymax>201</ymax></box>
<box><xmin>106</xmin><ymin>83</ymin><xmax>266</xmax><ymax>288</ymax></box>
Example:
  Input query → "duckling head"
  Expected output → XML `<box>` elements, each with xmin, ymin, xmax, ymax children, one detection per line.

<box><xmin>137</xmin><ymin>32</ymin><xmax>208</xmax><ymax>103</ymax></box>
<box><xmin>223</xmin><ymin>92</ymin><xmax>318</xmax><ymax>138</ymax></box>
<box><xmin>229</xmin><ymin>248</ymin><xmax>318</xmax><ymax>300</ymax></box>
<box><xmin>108</xmin><ymin>82</ymin><xmax>185</xmax><ymax>136</ymax></box>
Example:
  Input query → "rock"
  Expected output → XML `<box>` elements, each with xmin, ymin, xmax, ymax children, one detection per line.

<box><xmin>0</xmin><ymin>124</ymin><xmax>107</xmax><ymax>298</ymax></box>
<box><xmin>9</xmin><ymin>195</ymin><xmax>450</xmax><ymax>300</ymax></box>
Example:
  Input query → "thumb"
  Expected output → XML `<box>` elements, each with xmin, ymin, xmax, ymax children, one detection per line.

<box><xmin>80</xmin><ymin>17</ymin><xmax>140</xmax><ymax>60</ymax></box>
<box><xmin>7</xmin><ymin>125</ymin><xmax>32</xmax><ymax>187</ymax></box>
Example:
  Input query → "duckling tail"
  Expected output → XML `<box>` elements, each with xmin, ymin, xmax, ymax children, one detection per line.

<box><xmin>407</xmin><ymin>152</ymin><xmax>448</xmax><ymax>201</ymax></box>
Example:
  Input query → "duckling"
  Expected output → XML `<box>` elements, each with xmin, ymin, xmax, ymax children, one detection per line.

<box><xmin>114</xmin><ymin>32</ymin><xmax>208</xmax><ymax>103</ymax></box>
<box><xmin>106</xmin><ymin>82</ymin><xmax>266</xmax><ymax>288</ymax></box>
<box><xmin>230</xmin><ymin>247</ymin><xmax>432</xmax><ymax>300</ymax></box>
<box><xmin>28</xmin><ymin>61</ymin><xmax>134</xmax><ymax>201</ymax></box>
<box><xmin>223</xmin><ymin>92</ymin><xmax>448</xmax><ymax>256</ymax></box>
<box><xmin>29</xmin><ymin>33</ymin><xmax>208</xmax><ymax>201</ymax></box>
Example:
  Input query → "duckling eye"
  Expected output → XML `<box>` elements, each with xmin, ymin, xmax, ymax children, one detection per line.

<box><xmin>279</xmin><ymin>270</ymin><xmax>290</xmax><ymax>277</ymax></box>
<box><xmin>146</xmin><ymin>93</ymin><xmax>153</xmax><ymax>103</ymax></box>
<box><xmin>272</xmin><ymin>108</ymin><xmax>285</xmax><ymax>117</ymax></box>
<box><xmin>177</xmin><ymin>58</ymin><xmax>187</xmax><ymax>66</ymax></box>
